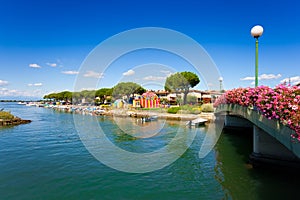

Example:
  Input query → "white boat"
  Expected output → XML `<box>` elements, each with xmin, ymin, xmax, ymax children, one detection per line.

<box><xmin>141</xmin><ymin>115</ymin><xmax>158</xmax><ymax>122</ymax></box>
<box><xmin>17</xmin><ymin>102</ymin><xmax>27</xmax><ymax>105</ymax></box>
<box><xmin>186</xmin><ymin>118</ymin><xmax>207</xmax><ymax>126</ymax></box>
<box><xmin>26</xmin><ymin>102</ymin><xmax>36</xmax><ymax>106</ymax></box>
<box><xmin>36</xmin><ymin>103</ymin><xmax>45</xmax><ymax>107</ymax></box>
<box><xmin>94</xmin><ymin>109</ymin><xmax>105</xmax><ymax>115</ymax></box>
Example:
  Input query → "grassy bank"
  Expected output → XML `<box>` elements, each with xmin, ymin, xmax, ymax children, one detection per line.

<box><xmin>0</xmin><ymin>111</ymin><xmax>15</xmax><ymax>120</ymax></box>
<box><xmin>0</xmin><ymin>111</ymin><xmax>31</xmax><ymax>126</ymax></box>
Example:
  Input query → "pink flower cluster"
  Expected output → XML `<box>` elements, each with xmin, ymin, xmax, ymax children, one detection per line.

<box><xmin>214</xmin><ymin>84</ymin><xmax>300</xmax><ymax>141</ymax></box>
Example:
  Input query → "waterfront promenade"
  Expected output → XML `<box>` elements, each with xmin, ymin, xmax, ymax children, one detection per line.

<box><xmin>41</xmin><ymin>104</ymin><xmax>215</xmax><ymax>122</ymax></box>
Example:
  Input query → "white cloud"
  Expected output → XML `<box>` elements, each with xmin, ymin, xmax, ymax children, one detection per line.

<box><xmin>28</xmin><ymin>83</ymin><xmax>43</xmax><ymax>87</ymax></box>
<box><xmin>240</xmin><ymin>74</ymin><xmax>282</xmax><ymax>81</ymax></box>
<box><xmin>240</xmin><ymin>76</ymin><xmax>255</xmax><ymax>81</ymax></box>
<box><xmin>259</xmin><ymin>74</ymin><xmax>282</xmax><ymax>80</ymax></box>
<box><xmin>160</xmin><ymin>70</ymin><xmax>172</xmax><ymax>76</ymax></box>
<box><xmin>62</xmin><ymin>70</ymin><xmax>79</xmax><ymax>75</ymax></box>
<box><xmin>280</xmin><ymin>76</ymin><xmax>300</xmax><ymax>85</ymax></box>
<box><xmin>0</xmin><ymin>80</ymin><xmax>9</xmax><ymax>86</ymax></box>
<box><xmin>160</xmin><ymin>70</ymin><xmax>171</xmax><ymax>74</ymax></box>
<box><xmin>123</xmin><ymin>69</ymin><xmax>135</xmax><ymax>76</ymax></box>
<box><xmin>78</xmin><ymin>87</ymin><xmax>97</xmax><ymax>91</ymax></box>
<box><xmin>143</xmin><ymin>76</ymin><xmax>166</xmax><ymax>81</ymax></box>
<box><xmin>83</xmin><ymin>71</ymin><xmax>104</xmax><ymax>78</ymax></box>
<box><xmin>46</xmin><ymin>62</ymin><xmax>57</xmax><ymax>67</ymax></box>
<box><xmin>0</xmin><ymin>88</ymin><xmax>43</xmax><ymax>97</ymax></box>
<box><xmin>29</xmin><ymin>63</ymin><xmax>42</xmax><ymax>68</ymax></box>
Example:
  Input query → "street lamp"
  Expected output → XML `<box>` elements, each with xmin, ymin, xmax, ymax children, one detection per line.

<box><xmin>219</xmin><ymin>77</ymin><xmax>223</xmax><ymax>92</ymax></box>
<box><xmin>251</xmin><ymin>25</ymin><xmax>263</xmax><ymax>87</ymax></box>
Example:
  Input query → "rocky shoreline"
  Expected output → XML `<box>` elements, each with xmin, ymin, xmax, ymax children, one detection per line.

<box><xmin>0</xmin><ymin>113</ymin><xmax>31</xmax><ymax>127</ymax></box>
<box><xmin>0</xmin><ymin>118</ymin><xmax>31</xmax><ymax>126</ymax></box>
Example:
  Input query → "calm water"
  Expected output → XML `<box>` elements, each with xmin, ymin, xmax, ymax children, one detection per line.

<box><xmin>0</xmin><ymin>102</ymin><xmax>299</xmax><ymax>200</ymax></box>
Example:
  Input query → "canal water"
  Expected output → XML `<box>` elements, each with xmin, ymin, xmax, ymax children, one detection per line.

<box><xmin>0</xmin><ymin>102</ymin><xmax>299</xmax><ymax>200</ymax></box>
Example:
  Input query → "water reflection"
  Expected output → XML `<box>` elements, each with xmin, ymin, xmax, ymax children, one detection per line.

<box><xmin>112</xmin><ymin>117</ymin><xmax>165</xmax><ymax>138</ymax></box>
<box><xmin>199</xmin><ymin>121</ymin><xmax>223</xmax><ymax>159</ymax></box>
<box><xmin>214</xmin><ymin>129</ymin><xmax>255</xmax><ymax>199</ymax></box>
<box><xmin>214</xmin><ymin>128</ymin><xmax>300</xmax><ymax>200</ymax></box>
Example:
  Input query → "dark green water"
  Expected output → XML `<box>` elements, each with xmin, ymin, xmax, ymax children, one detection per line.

<box><xmin>0</xmin><ymin>102</ymin><xmax>299</xmax><ymax>200</ymax></box>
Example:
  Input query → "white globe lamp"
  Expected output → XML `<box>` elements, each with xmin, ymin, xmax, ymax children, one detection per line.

<box><xmin>251</xmin><ymin>25</ymin><xmax>264</xmax><ymax>38</ymax></box>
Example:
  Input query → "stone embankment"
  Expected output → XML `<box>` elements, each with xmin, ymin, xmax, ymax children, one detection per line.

<box><xmin>123</xmin><ymin>110</ymin><xmax>215</xmax><ymax>122</ymax></box>
<box><xmin>44</xmin><ymin>105</ymin><xmax>215</xmax><ymax>122</ymax></box>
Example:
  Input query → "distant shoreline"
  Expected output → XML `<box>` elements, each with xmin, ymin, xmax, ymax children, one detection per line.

<box><xmin>0</xmin><ymin>100</ymin><xmax>41</xmax><ymax>102</ymax></box>
<box><xmin>0</xmin><ymin>100</ymin><xmax>23</xmax><ymax>102</ymax></box>
<box><xmin>9</xmin><ymin>101</ymin><xmax>215</xmax><ymax>122</ymax></box>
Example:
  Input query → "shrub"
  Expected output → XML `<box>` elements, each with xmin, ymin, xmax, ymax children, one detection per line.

<box><xmin>201</xmin><ymin>103</ymin><xmax>214</xmax><ymax>112</ymax></box>
<box><xmin>178</xmin><ymin>110</ymin><xmax>190</xmax><ymax>114</ymax></box>
<box><xmin>192</xmin><ymin>107</ymin><xmax>202</xmax><ymax>114</ymax></box>
<box><xmin>0</xmin><ymin>111</ymin><xmax>15</xmax><ymax>120</ymax></box>
<box><xmin>167</xmin><ymin>107</ymin><xmax>181</xmax><ymax>114</ymax></box>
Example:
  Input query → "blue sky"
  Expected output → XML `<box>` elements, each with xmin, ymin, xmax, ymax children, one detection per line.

<box><xmin>1</xmin><ymin>0</ymin><xmax>300</xmax><ymax>99</ymax></box>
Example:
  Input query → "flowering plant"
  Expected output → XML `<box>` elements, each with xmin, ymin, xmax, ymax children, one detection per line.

<box><xmin>214</xmin><ymin>84</ymin><xmax>300</xmax><ymax>141</ymax></box>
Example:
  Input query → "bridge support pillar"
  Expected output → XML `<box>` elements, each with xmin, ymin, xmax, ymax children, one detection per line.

<box><xmin>250</xmin><ymin>125</ymin><xmax>300</xmax><ymax>168</ymax></box>
<box><xmin>224</xmin><ymin>115</ymin><xmax>252</xmax><ymax>128</ymax></box>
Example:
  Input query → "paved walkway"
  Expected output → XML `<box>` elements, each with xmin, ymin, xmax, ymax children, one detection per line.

<box><xmin>113</xmin><ymin>110</ymin><xmax>215</xmax><ymax>121</ymax></box>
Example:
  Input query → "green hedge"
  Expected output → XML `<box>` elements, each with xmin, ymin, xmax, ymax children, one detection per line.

<box><xmin>167</xmin><ymin>107</ymin><xmax>181</xmax><ymax>114</ymax></box>
<box><xmin>201</xmin><ymin>103</ymin><xmax>214</xmax><ymax>112</ymax></box>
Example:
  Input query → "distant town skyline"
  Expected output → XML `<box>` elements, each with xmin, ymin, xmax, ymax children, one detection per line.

<box><xmin>1</xmin><ymin>0</ymin><xmax>300</xmax><ymax>100</ymax></box>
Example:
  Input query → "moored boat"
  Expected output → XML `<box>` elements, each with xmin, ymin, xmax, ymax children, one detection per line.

<box><xmin>142</xmin><ymin>115</ymin><xmax>158</xmax><ymax>122</ymax></box>
<box><xmin>186</xmin><ymin>117</ymin><xmax>207</xmax><ymax>127</ymax></box>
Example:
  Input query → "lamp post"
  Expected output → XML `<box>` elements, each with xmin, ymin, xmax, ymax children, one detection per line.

<box><xmin>219</xmin><ymin>77</ymin><xmax>223</xmax><ymax>92</ymax></box>
<box><xmin>250</xmin><ymin>25</ymin><xmax>263</xmax><ymax>87</ymax></box>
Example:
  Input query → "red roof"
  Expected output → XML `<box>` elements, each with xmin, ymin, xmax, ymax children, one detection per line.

<box><xmin>142</xmin><ymin>91</ymin><xmax>157</xmax><ymax>98</ymax></box>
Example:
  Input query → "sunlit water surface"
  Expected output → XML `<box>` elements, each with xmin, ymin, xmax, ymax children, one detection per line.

<box><xmin>0</xmin><ymin>102</ymin><xmax>299</xmax><ymax>200</ymax></box>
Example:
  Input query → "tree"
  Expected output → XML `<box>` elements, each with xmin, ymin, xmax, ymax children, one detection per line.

<box><xmin>72</xmin><ymin>92</ymin><xmax>81</xmax><ymax>104</ymax></box>
<box><xmin>60</xmin><ymin>91</ymin><xmax>72</xmax><ymax>102</ymax></box>
<box><xmin>44</xmin><ymin>91</ymin><xmax>73</xmax><ymax>103</ymax></box>
<box><xmin>43</xmin><ymin>94</ymin><xmax>50</xmax><ymax>100</ymax></box>
<box><xmin>81</xmin><ymin>90</ymin><xmax>96</xmax><ymax>104</ymax></box>
<box><xmin>187</xmin><ymin>95</ymin><xmax>198</xmax><ymax>104</ymax></box>
<box><xmin>165</xmin><ymin>71</ymin><xmax>200</xmax><ymax>105</ymax></box>
<box><xmin>95</xmin><ymin>88</ymin><xmax>113</xmax><ymax>104</ymax></box>
<box><xmin>44</xmin><ymin>93</ymin><xmax>58</xmax><ymax>100</ymax></box>
<box><xmin>112</xmin><ymin>82</ymin><xmax>145</xmax><ymax>102</ymax></box>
